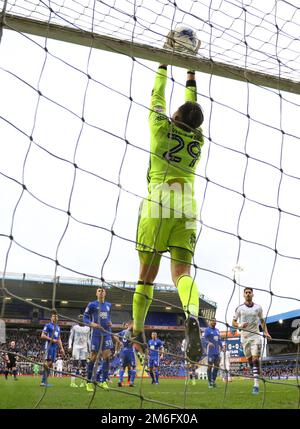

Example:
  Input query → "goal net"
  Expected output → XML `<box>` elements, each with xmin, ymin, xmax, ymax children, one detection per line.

<box><xmin>0</xmin><ymin>0</ymin><xmax>300</xmax><ymax>409</ymax></box>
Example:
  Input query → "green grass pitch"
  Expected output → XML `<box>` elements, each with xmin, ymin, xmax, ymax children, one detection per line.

<box><xmin>0</xmin><ymin>376</ymin><xmax>299</xmax><ymax>409</ymax></box>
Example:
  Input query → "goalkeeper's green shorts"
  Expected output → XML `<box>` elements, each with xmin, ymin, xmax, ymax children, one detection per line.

<box><xmin>136</xmin><ymin>200</ymin><xmax>197</xmax><ymax>256</ymax></box>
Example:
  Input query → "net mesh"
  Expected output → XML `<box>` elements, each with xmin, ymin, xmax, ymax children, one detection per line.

<box><xmin>3</xmin><ymin>0</ymin><xmax>300</xmax><ymax>81</ymax></box>
<box><xmin>0</xmin><ymin>0</ymin><xmax>300</xmax><ymax>409</ymax></box>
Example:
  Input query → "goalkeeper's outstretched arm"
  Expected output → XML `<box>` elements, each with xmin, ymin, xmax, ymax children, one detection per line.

<box><xmin>185</xmin><ymin>70</ymin><xmax>197</xmax><ymax>103</ymax></box>
<box><xmin>150</xmin><ymin>64</ymin><xmax>168</xmax><ymax>114</ymax></box>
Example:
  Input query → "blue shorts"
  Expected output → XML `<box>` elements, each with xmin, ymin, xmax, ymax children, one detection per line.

<box><xmin>207</xmin><ymin>354</ymin><xmax>220</xmax><ymax>365</ymax></box>
<box><xmin>149</xmin><ymin>357</ymin><xmax>159</xmax><ymax>368</ymax></box>
<box><xmin>45</xmin><ymin>345</ymin><xmax>57</xmax><ymax>362</ymax></box>
<box><xmin>120</xmin><ymin>350</ymin><xmax>136</xmax><ymax>368</ymax></box>
<box><xmin>91</xmin><ymin>335</ymin><xmax>113</xmax><ymax>353</ymax></box>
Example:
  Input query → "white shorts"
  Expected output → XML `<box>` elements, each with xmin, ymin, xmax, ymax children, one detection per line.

<box><xmin>241</xmin><ymin>336</ymin><xmax>262</xmax><ymax>358</ymax></box>
<box><xmin>220</xmin><ymin>361</ymin><xmax>230</xmax><ymax>371</ymax></box>
<box><xmin>56</xmin><ymin>365</ymin><xmax>63</xmax><ymax>372</ymax></box>
<box><xmin>72</xmin><ymin>347</ymin><xmax>88</xmax><ymax>360</ymax></box>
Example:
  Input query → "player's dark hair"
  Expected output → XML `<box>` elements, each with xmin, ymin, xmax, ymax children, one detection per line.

<box><xmin>51</xmin><ymin>310</ymin><xmax>58</xmax><ymax>316</ymax></box>
<box><xmin>176</xmin><ymin>101</ymin><xmax>204</xmax><ymax>131</ymax></box>
<box><xmin>244</xmin><ymin>287</ymin><xmax>253</xmax><ymax>293</ymax></box>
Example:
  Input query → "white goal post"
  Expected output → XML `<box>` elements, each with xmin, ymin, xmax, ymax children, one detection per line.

<box><xmin>1</xmin><ymin>13</ymin><xmax>300</xmax><ymax>95</ymax></box>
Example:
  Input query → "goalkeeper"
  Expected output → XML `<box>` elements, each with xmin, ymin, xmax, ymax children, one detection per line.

<box><xmin>132</xmin><ymin>45</ymin><xmax>204</xmax><ymax>363</ymax></box>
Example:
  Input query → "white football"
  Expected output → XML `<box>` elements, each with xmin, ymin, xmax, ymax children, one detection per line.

<box><xmin>172</xmin><ymin>26</ymin><xmax>200</xmax><ymax>54</ymax></box>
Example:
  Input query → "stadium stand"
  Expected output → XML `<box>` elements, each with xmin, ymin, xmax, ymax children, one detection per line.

<box><xmin>0</xmin><ymin>273</ymin><xmax>216</xmax><ymax>329</ymax></box>
<box><xmin>0</xmin><ymin>273</ymin><xmax>217</xmax><ymax>378</ymax></box>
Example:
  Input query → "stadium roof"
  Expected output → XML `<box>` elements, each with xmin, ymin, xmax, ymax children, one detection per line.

<box><xmin>265</xmin><ymin>309</ymin><xmax>300</xmax><ymax>324</ymax></box>
<box><xmin>0</xmin><ymin>272</ymin><xmax>217</xmax><ymax>314</ymax></box>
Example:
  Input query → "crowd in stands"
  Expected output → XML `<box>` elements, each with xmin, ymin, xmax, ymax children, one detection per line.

<box><xmin>0</xmin><ymin>330</ymin><xmax>72</xmax><ymax>375</ymax></box>
<box><xmin>159</xmin><ymin>337</ymin><xmax>186</xmax><ymax>376</ymax></box>
<box><xmin>262</xmin><ymin>366</ymin><xmax>297</xmax><ymax>379</ymax></box>
<box><xmin>231</xmin><ymin>363</ymin><xmax>299</xmax><ymax>379</ymax></box>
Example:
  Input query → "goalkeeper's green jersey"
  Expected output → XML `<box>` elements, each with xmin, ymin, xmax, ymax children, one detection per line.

<box><xmin>147</xmin><ymin>66</ymin><xmax>204</xmax><ymax>219</ymax></box>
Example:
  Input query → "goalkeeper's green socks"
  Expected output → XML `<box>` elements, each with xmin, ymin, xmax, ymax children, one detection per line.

<box><xmin>133</xmin><ymin>281</ymin><xmax>153</xmax><ymax>334</ymax></box>
<box><xmin>176</xmin><ymin>275</ymin><xmax>199</xmax><ymax>318</ymax></box>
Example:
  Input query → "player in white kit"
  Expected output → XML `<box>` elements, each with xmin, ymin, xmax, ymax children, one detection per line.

<box><xmin>55</xmin><ymin>357</ymin><xmax>63</xmax><ymax>377</ymax></box>
<box><xmin>232</xmin><ymin>287</ymin><xmax>271</xmax><ymax>395</ymax></box>
<box><xmin>68</xmin><ymin>322</ymin><xmax>90</xmax><ymax>387</ymax></box>
<box><xmin>219</xmin><ymin>343</ymin><xmax>232</xmax><ymax>382</ymax></box>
